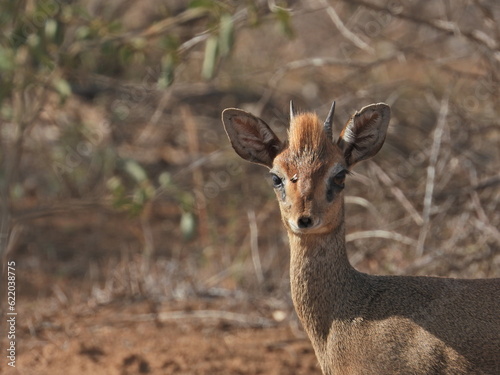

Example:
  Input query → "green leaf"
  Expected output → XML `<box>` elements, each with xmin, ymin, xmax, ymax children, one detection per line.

<box><xmin>130</xmin><ymin>37</ymin><xmax>146</xmax><ymax>50</ymax></box>
<box><xmin>0</xmin><ymin>46</ymin><xmax>14</xmax><ymax>72</ymax></box>
<box><xmin>180</xmin><ymin>211</ymin><xmax>196</xmax><ymax>240</ymax></box>
<box><xmin>274</xmin><ymin>7</ymin><xmax>294</xmax><ymax>38</ymax></box>
<box><xmin>189</xmin><ymin>0</ymin><xmax>217</xmax><ymax>10</ymax></box>
<box><xmin>106</xmin><ymin>176</ymin><xmax>123</xmax><ymax>192</ymax></box>
<box><xmin>107</xmin><ymin>20</ymin><xmax>123</xmax><ymax>33</ymax></box>
<box><xmin>202</xmin><ymin>35</ymin><xmax>218</xmax><ymax>80</ymax></box>
<box><xmin>75</xmin><ymin>26</ymin><xmax>90</xmax><ymax>40</ymax></box>
<box><xmin>158</xmin><ymin>53</ymin><xmax>175</xmax><ymax>89</ymax></box>
<box><xmin>124</xmin><ymin>160</ymin><xmax>148</xmax><ymax>182</ymax></box>
<box><xmin>133</xmin><ymin>188</ymin><xmax>147</xmax><ymax>205</ymax></box>
<box><xmin>179</xmin><ymin>192</ymin><xmax>195</xmax><ymax>211</ymax></box>
<box><xmin>119</xmin><ymin>44</ymin><xmax>134</xmax><ymax>64</ymax></box>
<box><xmin>44</xmin><ymin>19</ymin><xmax>58</xmax><ymax>41</ymax></box>
<box><xmin>218</xmin><ymin>13</ymin><xmax>233</xmax><ymax>57</ymax></box>
<box><xmin>161</xmin><ymin>35</ymin><xmax>180</xmax><ymax>52</ymax></box>
<box><xmin>27</xmin><ymin>34</ymin><xmax>40</xmax><ymax>48</ymax></box>
<box><xmin>158</xmin><ymin>172</ymin><xmax>172</xmax><ymax>188</ymax></box>
<box><xmin>54</xmin><ymin>78</ymin><xmax>72</xmax><ymax>98</ymax></box>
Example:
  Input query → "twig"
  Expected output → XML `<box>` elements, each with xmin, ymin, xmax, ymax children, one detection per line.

<box><xmin>370</xmin><ymin>162</ymin><xmax>423</xmax><ymax>226</ymax></box>
<box><xmin>181</xmin><ymin>105</ymin><xmax>208</xmax><ymax>244</ymax></box>
<box><xmin>468</xmin><ymin>166</ymin><xmax>500</xmax><ymax>246</ymax></box>
<box><xmin>434</xmin><ymin>175</ymin><xmax>500</xmax><ymax>199</ymax></box>
<box><xmin>178</xmin><ymin>6</ymin><xmax>249</xmax><ymax>54</ymax></box>
<box><xmin>1</xmin><ymin>224</ymin><xmax>23</xmax><ymax>266</ymax></box>
<box><xmin>416</xmin><ymin>95</ymin><xmax>449</xmax><ymax>256</ymax></box>
<box><xmin>346</xmin><ymin>230</ymin><xmax>417</xmax><ymax>246</ymax></box>
<box><xmin>317</xmin><ymin>0</ymin><xmax>375</xmax><ymax>54</ymax></box>
<box><xmin>255</xmin><ymin>56</ymin><xmax>371</xmax><ymax>116</ymax></box>
<box><xmin>12</xmin><ymin>199</ymin><xmax>109</xmax><ymax>223</ymax></box>
<box><xmin>77</xmin><ymin>7</ymin><xmax>208</xmax><ymax>51</ymax></box>
<box><xmin>472</xmin><ymin>218</ymin><xmax>500</xmax><ymax>246</ymax></box>
<box><xmin>343</xmin><ymin>0</ymin><xmax>499</xmax><ymax>57</ymax></box>
<box><xmin>255</xmin><ymin>50</ymin><xmax>399</xmax><ymax>116</ymax></box>
<box><xmin>204</xmin><ymin>203</ymin><xmax>275</xmax><ymax>288</ymax></box>
<box><xmin>140</xmin><ymin>206</ymin><xmax>155</xmax><ymax>259</ymax></box>
<box><xmin>344</xmin><ymin>195</ymin><xmax>381</xmax><ymax>221</ymax></box>
<box><xmin>133</xmin><ymin>310</ymin><xmax>276</xmax><ymax>328</ymax></box>
<box><xmin>173</xmin><ymin>150</ymin><xmax>223</xmax><ymax>176</ymax></box>
<box><xmin>149</xmin><ymin>90</ymin><xmax>172</xmax><ymax>127</ymax></box>
<box><xmin>0</xmin><ymin>205</ymin><xmax>10</xmax><ymax>263</ymax></box>
<box><xmin>248</xmin><ymin>209</ymin><xmax>264</xmax><ymax>284</ymax></box>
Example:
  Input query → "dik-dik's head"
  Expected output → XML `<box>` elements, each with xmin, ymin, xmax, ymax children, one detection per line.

<box><xmin>222</xmin><ymin>102</ymin><xmax>390</xmax><ymax>235</ymax></box>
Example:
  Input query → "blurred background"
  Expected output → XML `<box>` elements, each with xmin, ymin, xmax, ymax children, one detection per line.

<box><xmin>1</xmin><ymin>0</ymin><xmax>499</xmax><ymax>374</ymax></box>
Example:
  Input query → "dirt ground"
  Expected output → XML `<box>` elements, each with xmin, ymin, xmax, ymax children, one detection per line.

<box><xmin>2</xmin><ymin>2</ymin><xmax>499</xmax><ymax>374</ymax></box>
<box><xmin>2</xmin><ymin>292</ymin><xmax>321</xmax><ymax>375</ymax></box>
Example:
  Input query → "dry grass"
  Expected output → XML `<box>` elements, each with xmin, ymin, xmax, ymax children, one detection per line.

<box><xmin>2</xmin><ymin>0</ymin><xmax>499</xmax><ymax>309</ymax></box>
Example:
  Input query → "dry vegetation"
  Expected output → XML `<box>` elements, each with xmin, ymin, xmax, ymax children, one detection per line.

<box><xmin>0</xmin><ymin>0</ymin><xmax>499</xmax><ymax>374</ymax></box>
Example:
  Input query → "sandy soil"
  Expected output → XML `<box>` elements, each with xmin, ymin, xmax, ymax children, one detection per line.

<box><xmin>2</xmin><ymin>296</ymin><xmax>321</xmax><ymax>375</ymax></box>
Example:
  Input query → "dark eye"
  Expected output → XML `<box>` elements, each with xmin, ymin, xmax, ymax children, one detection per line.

<box><xmin>332</xmin><ymin>170</ymin><xmax>346</xmax><ymax>188</ymax></box>
<box><xmin>271</xmin><ymin>173</ymin><xmax>284</xmax><ymax>188</ymax></box>
<box><xmin>326</xmin><ymin>170</ymin><xmax>347</xmax><ymax>201</ymax></box>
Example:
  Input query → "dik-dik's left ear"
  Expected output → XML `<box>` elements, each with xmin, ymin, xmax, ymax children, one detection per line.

<box><xmin>222</xmin><ymin>109</ymin><xmax>284</xmax><ymax>168</ymax></box>
<box><xmin>337</xmin><ymin>103</ymin><xmax>390</xmax><ymax>167</ymax></box>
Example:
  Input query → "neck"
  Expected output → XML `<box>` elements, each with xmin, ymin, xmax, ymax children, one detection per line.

<box><xmin>288</xmin><ymin>219</ymin><xmax>360</xmax><ymax>353</ymax></box>
<box><xmin>288</xmin><ymin>222</ymin><xmax>350</xmax><ymax>268</ymax></box>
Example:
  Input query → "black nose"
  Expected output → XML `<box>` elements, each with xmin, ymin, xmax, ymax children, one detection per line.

<box><xmin>297</xmin><ymin>216</ymin><xmax>313</xmax><ymax>229</ymax></box>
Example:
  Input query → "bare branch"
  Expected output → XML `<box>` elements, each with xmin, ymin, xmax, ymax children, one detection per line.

<box><xmin>134</xmin><ymin>310</ymin><xmax>276</xmax><ymax>328</ymax></box>
<box><xmin>345</xmin><ymin>195</ymin><xmax>382</xmax><ymax>221</ymax></box>
<box><xmin>76</xmin><ymin>7</ymin><xmax>208</xmax><ymax>51</ymax></box>
<box><xmin>12</xmin><ymin>199</ymin><xmax>109</xmax><ymax>223</ymax></box>
<box><xmin>346</xmin><ymin>230</ymin><xmax>417</xmax><ymax>247</ymax></box>
<box><xmin>370</xmin><ymin>162</ymin><xmax>423</xmax><ymax>226</ymax></box>
<box><xmin>343</xmin><ymin>0</ymin><xmax>499</xmax><ymax>59</ymax></box>
<box><xmin>468</xmin><ymin>165</ymin><xmax>500</xmax><ymax>246</ymax></box>
<box><xmin>255</xmin><ymin>55</ymin><xmax>397</xmax><ymax>115</ymax></box>
<box><xmin>317</xmin><ymin>0</ymin><xmax>375</xmax><ymax>54</ymax></box>
<box><xmin>416</xmin><ymin>95</ymin><xmax>449</xmax><ymax>256</ymax></box>
<box><xmin>248</xmin><ymin>209</ymin><xmax>264</xmax><ymax>284</ymax></box>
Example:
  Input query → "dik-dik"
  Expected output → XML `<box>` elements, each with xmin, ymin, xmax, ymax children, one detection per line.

<box><xmin>222</xmin><ymin>102</ymin><xmax>500</xmax><ymax>375</ymax></box>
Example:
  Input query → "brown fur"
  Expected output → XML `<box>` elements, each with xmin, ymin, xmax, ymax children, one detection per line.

<box><xmin>288</xmin><ymin>113</ymin><xmax>330</xmax><ymax>158</ymax></box>
<box><xmin>222</xmin><ymin>104</ymin><xmax>500</xmax><ymax>375</ymax></box>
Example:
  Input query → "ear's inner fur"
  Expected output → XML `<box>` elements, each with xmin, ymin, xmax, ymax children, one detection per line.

<box><xmin>222</xmin><ymin>109</ymin><xmax>283</xmax><ymax>168</ymax></box>
<box><xmin>338</xmin><ymin>104</ymin><xmax>390</xmax><ymax>167</ymax></box>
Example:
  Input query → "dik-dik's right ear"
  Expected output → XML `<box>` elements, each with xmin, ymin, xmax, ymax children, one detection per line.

<box><xmin>222</xmin><ymin>109</ymin><xmax>284</xmax><ymax>168</ymax></box>
<box><xmin>337</xmin><ymin>103</ymin><xmax>390</xmax><ymax>167</ymax></box>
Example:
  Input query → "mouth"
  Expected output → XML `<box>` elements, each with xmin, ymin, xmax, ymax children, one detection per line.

<box><xmin>287</xmin><ymin>218</ymin><xmax>323</xmax><ymax>234</ymax></box>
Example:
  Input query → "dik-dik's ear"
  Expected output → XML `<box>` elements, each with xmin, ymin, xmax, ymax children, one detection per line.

<box><xmin>222</xmin><ymin>109</ymin><xmax>284</xmax><ymax>168</ymax></box>
<box><xmin>337</xmin><ymin>103</ymin><xmax>390</xmax><ymax>167</ymax></box>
